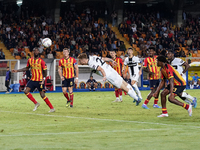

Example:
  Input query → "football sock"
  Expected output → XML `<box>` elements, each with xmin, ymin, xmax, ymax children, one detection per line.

<box><xmin>118</xmin><ymin>89</ymin><xmax>122</xmax><ymax>100</ymax></box>
<box><xmin>124</xmin><ymin>91</ymin><xmax>127</xmax><ymax>95</ymax></box>
<box><xmin>182</xmin><ymin>103</ymin><xmax>189</xmax><ymax>110</ymax></box>
<box><xmin>126</xmin><ymin>84</ymin><xmax>138</xmax><ymax>100</ymax></box>
<box><xmin>64</xmin><ymin>93</ymin><xmax>69</xmax><ymax>101</ymax></box>
<box><xmin>182</xmin><ymin>92</ymin><xmax>195</xmax><ymax>101</ymax></box>
<box><xmin>144</xmin><ymin>99</ymin><xmax>149</xmax><ymax>105</ymax></box>
<box><xmin>26</xmin><ymin>92</ymin><xmax>37</xmax><ymax>104</ymax></box>
<box><xmin>154</xmin><ymin>98</ymin><xmax>158</xmax><ymax>105</ymax></box>
<box><xmin>70</xmin><ymin>93</ymin><xmax>74</xmax><ymax>106</ymax></box>
<box><xmin>179</xmin><ymin>95</ymin><xmax>192</xmax><ymax>104</ymax></box>
<box><xmin>162</xmin><ymin>108</ymin><xmax>168</xmax><ymax>114</ymax></box>
<box><xmin>115</xmin><ymin>89</ymin><xmax>119</xmax><ymax>99</ymax></box>
<box><xmin>132</xmin><ymin>83</ymin><xmax>142</xmax><ymax>99</ymax></box>
<box><xmin>43</xmin><ymin>96</ymin><xmax>54</xmax><ymax>109</ymax></box>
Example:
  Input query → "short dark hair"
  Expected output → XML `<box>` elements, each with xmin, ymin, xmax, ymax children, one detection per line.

<box><xmin>167</xmin><ymin>49</ymin><xmax>174</xmax><ymax>54</ymax></box>
<box><xmin>149</xmin><ymin>47</ymin><xmax>155</xmax><ymax>51</ymax></box>
<box><xmin>90</xmin><ymin>76</ymin><xmax>93</xmax><ymax>77</ymax></box>
<box><xmin>33</xmin><ymin>47</ymin><xmax>39</xmax><ymax>51</ymax></box>
<box><xmin>7</xmin><ymin>66</ymin><xmax>9</xmax><ymax>68</ymax></box>
<box><xmin>63</xmin><ymin>48</ymin><xmax>70</xmax><ymax>53</ymax></box>
<box><xmin>128</xmin><ymin>47</ymin><xmax>133</xmax><ymax>50</ymax></box>
<box><xmin>157</xmin><ymin>55</ymin><xmax>168</xmax><ymax>63</ymax></box>
<box><xmin>195</xmin><ymin>73</ymin><xmax>198</xmax><ymax>75</ymax></box>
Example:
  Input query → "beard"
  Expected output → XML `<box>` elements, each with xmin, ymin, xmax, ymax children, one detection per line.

<box><xmin>34</xmin><ymin>54</ymin><xmax>39</xmax><ymax>58</ymax></box>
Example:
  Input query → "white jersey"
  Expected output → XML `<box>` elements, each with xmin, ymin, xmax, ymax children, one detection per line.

<box><xmin>88</xmin><ymin>55</ymin><xmax>123</xmax><ymax>88</ymax></box>
<box><xmin>170</xmin><ymin>57</ymin><xmax>186</xmax><ymax>81</ymax></box>
<box><xmin>124</xmin><ymin>56</ymin><xmax>141</xmax><ymax>76</ymax></box>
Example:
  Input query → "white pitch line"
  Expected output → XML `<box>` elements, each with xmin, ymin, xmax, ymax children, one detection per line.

<box><xmin>1</xmin><ymin>110</ymin><xmax>200</xmax><ymax>129</ymax></box>
<box><xmin>0</xmin><ymin>128</ymin><xmax>170</xmax><ymax>137</ymax></box>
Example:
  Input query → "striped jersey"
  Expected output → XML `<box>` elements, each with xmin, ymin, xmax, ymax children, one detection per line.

<box><xmin>109</xmin><ymin>57</ymin><xmax>123</xmax><ymax>76</ymax></box>
<box><xmin>161</xmin><ymin>64</ymin><xmax>186</xmax><ymax>86</ymax></box>
<box><xmin>124</xmin><ymin>56</ymin><xmax>140</xmax><ymax>76</ymax></box>
<box><xmin>59</xmin><ymin>57</ymin><xmax>77</xmax><ymax>79</ymax></box>
<box><xmin>26</xmin><ymin>58</ymin><xmax>47</xmax><ymax>81</ymax></box>
<box><xmin>143</xmin><ymin>56</ymin><xmax>160</xmax><ymax>80</ymax></box>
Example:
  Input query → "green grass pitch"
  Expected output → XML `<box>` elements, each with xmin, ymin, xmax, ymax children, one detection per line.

<box><xmin>0</xmin><ymin>90</ymin><xmax>200</xmax><ymax>150</ymax></box>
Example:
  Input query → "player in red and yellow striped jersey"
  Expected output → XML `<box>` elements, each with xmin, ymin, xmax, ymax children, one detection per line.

<box><xmin>153</xmin><ymin>55</ymin><xmax>192</xmax><ymax>117</ymax></box>
<box><xmin>142</xmin><ymin>47</ymin><xmax>161</xmax><ymax>109</ymax></box>
<box><xmin>58</xmin><ymin>48</ymin><xmax>79</xmax><ymax>108</ymax></box>
<box><xmin>12</xmin><ymin>48</ymin><xmax>55</xmax><ymax>112</ymax></box>
<box><xmin>109</xmin><ymin>50</ymin><xmax>124</xmax><ymax>102</ymax></box>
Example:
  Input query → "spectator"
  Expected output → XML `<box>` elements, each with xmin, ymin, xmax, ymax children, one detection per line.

<box><xmin>119</xmin><ymin>41</ymin><xmax>126</xmax><ymax>52</ymax></box>
<box><xmin>5</xmin><ymin>66</ymin><xmax>11</xmax><ymax>93</ymax></box>
<box><xmin>86</xmin><ymin>76</ymin><xmax>98</xmax><ymax>91</ymax></box>
<box><xmin>111</xmin><ymin>11</ymin><xmax>117</xmax><ymax>27</ymax></box>
<box><xmin>190</xmin><ymin>73</ymin><xmax>200</xmax><ymax>89</ymax></box>
<box><xmin>0</xmin><ymin>49</ymin><xmax>5</xmax><ymax>59</ymax></box>
<box><xmin>47</xmin><ymin>51</ymin><xmax>54</xmax><ymax>59</ymax></box>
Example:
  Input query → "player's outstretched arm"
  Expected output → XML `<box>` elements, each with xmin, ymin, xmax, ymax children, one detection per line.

<box><xmin>12</xmin><ymin>67</ymin><xmax>29</xmax><ymax>73</ymax></box>
<box><xmin>96</xmin><ymin>66</ymin><xmax>106</xmax><ymax>81</ymax></box>
<box><xmin>182</xmin><ymin>62</ymin><xmax>190</xmax><ymax>74</ymax></box>
<box><xmin>153</xmin><ymin>79</ymin><xmax>165</xmax><ymax>97</ymax></box>
<box><xmin>102</xmin><ymin>57</ymin><xmax>117</xmax><ymax>66</ymax></box>
<box><xmin>58</xmin><ymin>66</ymin><xmax>64</xmax><ymax>81</ymax></box>
<box><xmin>74</xmin><ymin>64</ymin><xmax>79</xmax><ymax>84</ymax></box>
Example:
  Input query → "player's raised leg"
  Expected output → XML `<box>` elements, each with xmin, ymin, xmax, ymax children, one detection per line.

<box><xmin>120</xmin><ymin>80</ymin><xmax>142</xmax><ymax>105</ymax></box>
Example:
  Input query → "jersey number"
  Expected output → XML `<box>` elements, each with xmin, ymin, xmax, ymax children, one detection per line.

<box><xmin>96</xmin><ymin>58</ymin><xmax>105</xmax><ymax>65</ymax></box>
<box><xmin>172</xmin><ymin>65</ymin><xmax>178</xmax><ymax>69</ymax></box>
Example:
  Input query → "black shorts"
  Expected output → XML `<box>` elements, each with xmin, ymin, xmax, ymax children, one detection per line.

<box><xmin>166</xmin><ymin>85</ymin><xmax>186</xmax><ymax>95</ymax></box>
<box><xmin>62</xmin><ymin>78</ymin><xmax>74</xmax><ymax>87</ymax></box>
<box><xmin>149</xmin><ymin>80</ymin><xmax>160</xmax><ymax>90</ymax></box>
<box><xmin>26</xmin><ymin>80</ymin><xmax>44</xmax><ymax>92</ymax></box>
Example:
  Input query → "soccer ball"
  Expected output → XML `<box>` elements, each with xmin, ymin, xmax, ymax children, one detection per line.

<box><xmin>42</xmin><ymin>38</ymin><xmax>52</xmax><ymax>48</ymax></box>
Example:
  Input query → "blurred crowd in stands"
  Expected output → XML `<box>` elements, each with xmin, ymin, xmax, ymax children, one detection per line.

<box><xmin>0</xmin><ymin>4</ymin><xmax>119</xmax><ymax>59</ymax></box>
<box><xmin>118</xmin><ymin>10</ymin><xmax>200</xmax><ymax>58</ymax></box>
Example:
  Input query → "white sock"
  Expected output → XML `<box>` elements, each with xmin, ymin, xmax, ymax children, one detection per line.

<box><xmin>182</xmin><ymin>92</ymin><xmax>195</xmax><ymax>101</ymax></box>
<box><xmin>132</xmin><ymin>83</ymin><xmax>142</xmax><ymax>99</ymax></box>
<box><xmin>120</xmin><ymin>95</ymin><xmax>122</xmax><ymax>101</ymax></box>
<box><xmin>116</xmin><ymin>97</ymin><xmax>119</xmax><ymax>100</ymax></box>
<box><xmin>127</xmin><ymin>88</ymin><xmax>138</xmax><ymax>100</ymax></box>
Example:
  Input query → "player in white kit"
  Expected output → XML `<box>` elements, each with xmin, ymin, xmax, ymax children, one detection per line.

<box><xmin>167</xmin><ymin>50</ymin><xmax>197</xmax><ymax>108</ymax></box>
<box><xmin>124</xmin><ymin>47</ymin><xmax>143</xmax><ymax>100</ymax></box>
<box><xmin>78</xmin><ymin>53</ymin><xmax>142</xmax><ymax>105</ymax></box>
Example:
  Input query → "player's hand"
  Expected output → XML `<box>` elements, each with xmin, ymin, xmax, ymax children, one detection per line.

<box><xmin>103</xmin><ymin>76</ymin><xmax>106</xmax><ymax>81</ymax></box>
<box><xmin>149</xmin><ymin>72</ymin><xmax>155</xmax><ymax>75</ymax></box>
<box><xmin>112</xmin><ymin>61</ymin><xmax>117</xmax><ymax>66</ymax></box>
<box><xmin>61</xmin><ymin>76</ymin><xmax>65</xmax><ymax>81</ymax></box>
<box><xmin>75</xmin><ymin>78</ymin><xmax>78</xmax><ymax>84</ymax></box>
<box><xmin>12</xmin><ymin>69</ymin><xmax>17</xmax><ymax>73</ymax></box>
<box><xmin>152</xmin><ymin>92</ymin><xmax>158</xmax><ymax>98</ymax></box>
<box><xmin>169</xmin><ymin>93</ymin><xmax>174</xmax><ymax>100</ymax></box>
<box><xmin>40</xmin><ymin>79</ymin><xmax>44</xmax><ymax>85</ymax></box>
<box><xmin>139</xmin><ymin>70</ymin><xmax>142</xmax><ymax>75</ymax></box>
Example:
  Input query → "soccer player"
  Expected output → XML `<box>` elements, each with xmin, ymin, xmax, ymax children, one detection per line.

<box><xmin>191</xmin><ymin>73</ymin><xmax>200</xmax><ymax>89</ymax></box>
<box><xmin>58</xmin><ymin>48</ymin><xmax>79</xmax><ymax>108</ymax></box>
<box><xmin>109</xmin><ymin>50</ymin><xmax>124</xmax><ymax>102</ymax></box>
<box><xmin>167</xmin><ymin>50</ymin><xmax>197</xmax><ymax>108</ymax></box>
<box><xmin>123</xmin><ymin>47</ymin><xmax>143</xmax><ymax>100</ymax></box>
<box><xmin>77</xmin><ymin>53</ymin><xmax>142</xmax><ymax>105</ymax></box>
<box><xmin>12</xmin><ymin>48</ymin><xmax>55</xmax><ymax>112</ymax></box>
<box><xmin>142</xmin><ymin>47</ymin><xmax>161</xmax><ymax>109</ymax></box>
<box><xmin>153</xmin><ymin>55</ymin><xmax>192</xmax><ymax>117</ymax></box>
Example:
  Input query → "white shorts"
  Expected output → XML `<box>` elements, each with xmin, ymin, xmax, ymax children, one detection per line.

<box><xmin>130</xmin><ymin>74</ymin><xmax>140</xmax><ymax>82</ymax></box>
<box><xmin>106</xmin><ymin>68</ymin><xmax>123</xmax><ymax>89</ymax></box>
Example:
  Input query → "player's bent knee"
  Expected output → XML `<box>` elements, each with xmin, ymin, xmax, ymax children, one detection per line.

<box><xmin>168</xmin><ymin>97</ymin><xmax>174</xmax><ymax>103</ymax></box>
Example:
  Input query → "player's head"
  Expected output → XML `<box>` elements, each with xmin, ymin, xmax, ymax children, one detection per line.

<box><xmin>167</xmin><ymin>49</ymin><xmax>174</xmax><ymax>61</ymax></box>
<box><xmin>127</xmin><ymin>47</ymin><xmax>134</xmax><ymax>56</ymax></box>
<box><xmin>149</xmin><ymin>47</ymin><xmax>156</xmax><ymax>57</ymax></box>
<box><xmin>109</xmin><ymin>50</ymin><xmax>116</xmax><ymax>59</ymax></box>
<box><xmin>90</xmin><ymin>76</ymin><xmax>93</xmax><ymax>80</ymax></box>
<box><xmin>78</xmin><ymin>53</ymin><xmax>88</xmax><ymax>65</ymax></box>
<box><xmin>63</xmin><ymin>48</ymin><xmax>70</xmax><ymax>57</ymax></box>
<box><xmin>157</xmin><ymin>55</ymin><xmax>168</xmax><ymax>67</ymax></box>
<box><xmin>33</xmin><ymin>47</ymin><xmax>40</xmax><ymax>58</ymax></box>
<box><xmin>195</xmin><ymin>73</ymin><xmax>198</xmax><ymax>77</ymax></box>
<box><xmin>7</xmin><ymin>66</ymin><xmax>9</xmax><ymax>71</ymax></box>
